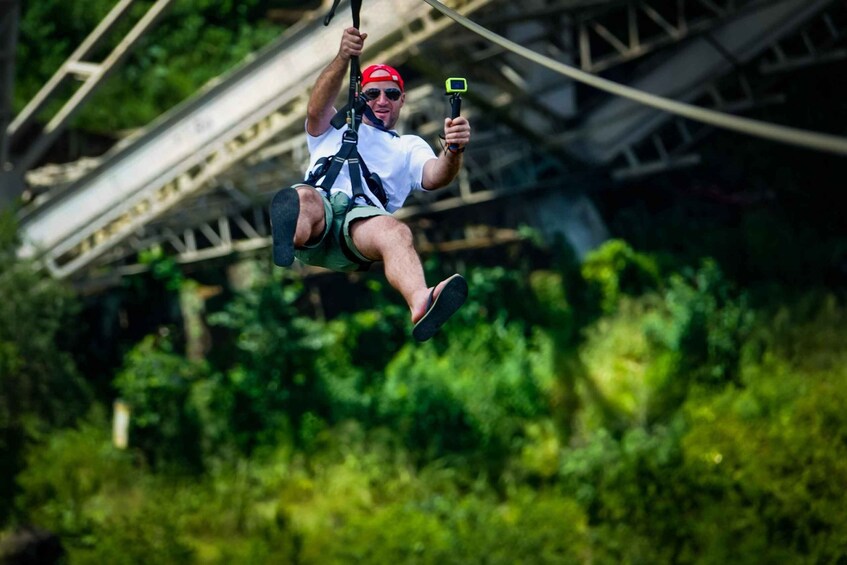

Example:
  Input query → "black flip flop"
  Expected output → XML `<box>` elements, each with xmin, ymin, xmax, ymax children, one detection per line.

<box><xmin>270</xmin><ymin>188</ymin><xmax>300</xmax><ymax>267</ymax></box>
<box><xmin>412</xmin><ymin>274</ymin><xmax>468</xmax><ymax>342</ymax></box>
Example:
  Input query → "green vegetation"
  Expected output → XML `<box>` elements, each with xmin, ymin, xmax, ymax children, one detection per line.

<box><xmin>3</xmin><ymin>212</ymin><xmax>847</xmax><ymax>561</ymax></box>
<box><xmin>0</xmin><ymin>212</ymin><xmax>90</xmax><ymax>525</ymax></box>
<box><xmin>5</xmin><ymin>3</ymin><xmax>847</xmax><ymax>563</ymax></box>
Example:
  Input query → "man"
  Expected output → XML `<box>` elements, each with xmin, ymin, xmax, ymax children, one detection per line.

<box><xmin>270</xmin><ymin>26</ymin><xmax>472</xmax><ymax>342</ymax></box>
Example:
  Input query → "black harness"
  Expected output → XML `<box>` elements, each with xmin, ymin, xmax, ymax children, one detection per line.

<box><xmin>304</xmin><ymin>125</ymin><xmax>393</xmax><ymax>210</ymax></box>
<box><xmin>306</xmin><ymin>0</ymin><xmax>397</xmax><ymax>269</ymax></box>
<box><xmin>312</xmin><ymin>0</ymin><xmax>395</xmax><ymax>212</ymax></box>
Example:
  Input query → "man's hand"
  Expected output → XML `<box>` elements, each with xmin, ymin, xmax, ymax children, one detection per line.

<box><xmin>443</xmin><ymin>116</ymin><xmax>471</xmax><ymax>153</ymax></box>
<box><xmin>338</xmin><ymin>27</ymin><xmax>368</xmax><ymax>61</ymax></box>
<box><xmin>308</xmin><ymin>27</ymin><xmax>368</xmax><ymax>136</ymax></box>
<box><xmin>422</xmin><ymin>116</ymin><xmax>472</xmax><ymax>190</ymax></box>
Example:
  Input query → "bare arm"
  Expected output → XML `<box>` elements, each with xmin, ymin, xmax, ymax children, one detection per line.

<box><xmin>422</xmin><ymin>116</ymin><xmax>471</xmax><ymax>190</ymax></box>
<box><xmin>306</xmin><ymin>27</ymin><xmax>368</xmax><ymax>137</ymax></box>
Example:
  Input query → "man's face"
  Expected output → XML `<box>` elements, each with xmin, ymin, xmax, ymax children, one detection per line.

<box><xmin>362</xmin><ymin>80</ymin><xmax>405</xmax><ymax>130</ymax></box>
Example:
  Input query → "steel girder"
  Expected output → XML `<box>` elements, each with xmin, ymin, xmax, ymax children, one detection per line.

<box><xmin>15</xmin><ymin>0</ymin><xmax>497</xmax><ymax>279</ymax></box>
<box><xmin>12</xmin><ymin>0</ymin><xmax>843</xmax><ymax>279</ymax></box>
<box><xmin>606</xmin><ymin>0</ymin><xmax>846</xmax><ymax>179</ymax></box>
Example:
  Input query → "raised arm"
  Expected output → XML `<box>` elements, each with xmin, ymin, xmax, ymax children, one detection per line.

<box><xmin>422</xmin><ymin>116</ymin><xmax>471</xmax><ymax>190</ymax></box>
<box><xmin>306</xmin><ymin>27</ymin><xmax>368</xmax><ymax>137</ymax></box>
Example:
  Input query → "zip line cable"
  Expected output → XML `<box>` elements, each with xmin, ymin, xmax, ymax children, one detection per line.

<box><xmin>421</xmin><ymin>0</ymin><xmax>847</xmax><ymax>157</ymax></box>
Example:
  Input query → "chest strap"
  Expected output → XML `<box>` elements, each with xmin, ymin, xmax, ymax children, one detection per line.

<box><xmin>306</xmin><ymin>129</ymin><xmax>389</xmax><ymax>210</ymax></box>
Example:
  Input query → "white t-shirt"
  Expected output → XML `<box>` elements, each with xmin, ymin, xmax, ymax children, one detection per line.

<box><xmin>305</xmin><ymin>123</ymin><xmax>436</xmax><ymax>213</ymax></box>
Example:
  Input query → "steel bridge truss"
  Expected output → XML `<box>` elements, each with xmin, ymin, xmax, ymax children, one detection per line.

<box><xmin>12</xmin><ymin>0</ymin><xmax>843</xmax><ymax>280</ymax></box>
<box><xmin>18</xmin><ymin>0</ymin><xmax>498</xmax><ymax>279</ymax></box>
<box><xmin>576</xmin><ymin>0</ymin><xmax>766</xmax><ymax>72</ymax></box>
<box><xmin>608</xmin><ymin>0</ymin><xmax>847</xmax><ymax>180</ymax></box>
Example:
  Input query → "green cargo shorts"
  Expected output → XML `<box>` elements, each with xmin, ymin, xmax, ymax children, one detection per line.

<box><xmin>294</xmin><ymin>187</ymin><xmax>392</xmax><ymax>272</ymax></box>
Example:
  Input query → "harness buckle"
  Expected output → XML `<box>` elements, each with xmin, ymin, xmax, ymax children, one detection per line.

<box><xmin>342</xmin><ymin>129</ymin><xmax>359</xmax><ymax>143</ymax></box>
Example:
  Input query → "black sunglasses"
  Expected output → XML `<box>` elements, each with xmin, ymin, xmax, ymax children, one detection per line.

<box><xmin>363</xmin><ymin>87</ymin><xmax>402</xmax><ymax>101</ymax></box>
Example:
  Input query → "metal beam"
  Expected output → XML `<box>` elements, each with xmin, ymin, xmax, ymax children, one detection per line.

<box><xmin>18</xmin><ymin>0</ymin><xmax>496</xmax><ymax>279</ymax></box>
<box><xmin>759</xmin><ymin>6</ymin><xmax>847</xmax><ymax>73</ymax></box>
<box><xmin>576</xmin><ymin>0</ymin><xmax>764</xmax><ymax>73</ymax></box>
<box><xmin>610</xmin><ymin>73</ymin><xmax>787</xmax><ymax>180</ymax></box>
<box><xmin>76</xmin><ymin>0</ymin><xmax>840</xmax><ymax>274</ymax></box>
<box><xmin>608</xmin><ymin>0</ymin><xmax>845</xmax><ymax>179</ymax></box>
<box><xmin>15</xmin><ymin>0</ymin><xmax>841</xmax><ymax>279</ymax></box>
<box><xmin>572</xmin><ymin>0</ymin><xmax>833</xmax><ymax>164</ymax></box>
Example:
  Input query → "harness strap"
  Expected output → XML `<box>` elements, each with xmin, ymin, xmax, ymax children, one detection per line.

<box><xmin>319</xmin><ymin>137</ymin><xmax>357</xmax><ymax>195</ymax></box>
<box><xmin>314</xmin><ymin>0</ymin><xmax>385</xmax><ymax>272</ymax></box>
<box><xmin>324</xmin><ymin>0</ymin><xmax>361</xmax><ymax>27</ymax></box>
<box><xmin>320</xmin><ymin>135</ymin><xmax>370</xmax><ymax>206</ymax></box>
<box><xmin>330</xmin><ymin>95</ymin><xmax>397</xmax><ymax>134</ymax></box>
<box><xmin>306</xmin><ymin>129</ymin><xmax>390</xmax><ymax>210</ymax></box>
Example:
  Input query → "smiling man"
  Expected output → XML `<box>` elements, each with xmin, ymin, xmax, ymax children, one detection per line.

<box><xmin>269</xmin><ymin>26</ymin><xmax>472</xmax><ymax>341</ymax></box>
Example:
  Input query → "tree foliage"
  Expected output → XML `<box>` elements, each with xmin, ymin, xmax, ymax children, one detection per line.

<box><xmin>0</xmin><ymin>212</ymin><xmax>90</xmax><ymax>522</ymax></box>
<box><xmin>6</xmin><ymin>239</ymin><xmax>847</xmax><ymax>563</ymax></box>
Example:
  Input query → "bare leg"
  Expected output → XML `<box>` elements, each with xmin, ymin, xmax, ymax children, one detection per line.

<box><xmin>350</xmin><ymin>215</ymin><xmax>453</xmax><ymax>323</ymax></box>
<box><xmin>294</xmin><ymin>186</ymin><xmax>328</xmax><ymax>247</ymax></box>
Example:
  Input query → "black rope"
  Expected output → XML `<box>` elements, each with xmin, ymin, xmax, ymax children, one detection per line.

<box><xmin>350</xmin><ymin>0</ymin><xmax>362</xmax><ymax>29</ymax></box>
<box><xmin>348</xmin><ymin>0</ymin><xmax>363</xmax><ymax>132</ymax></box>
<box><xmin>315</xmin><ymin>0</ymin><xmax>395</xmax><ymax>215</ymax></box>
<box><xmin>324</xmin><ymin>0</ymin><xmax>366</xmax><ymax>132</ymax></box>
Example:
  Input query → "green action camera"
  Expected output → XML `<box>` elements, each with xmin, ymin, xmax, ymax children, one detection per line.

<box><xmin>445</xmin><ymin>77</ymin><xmax>468</xmax><ymax>94</ymax></box>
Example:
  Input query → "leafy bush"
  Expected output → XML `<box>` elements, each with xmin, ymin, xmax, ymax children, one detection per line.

<box><xmin>0</xmin><ymin>214</ymin><xmax>88</xmax><ymax>428</ymax></box>
<box><xmin>113</xmin><ymin>332</ymin><xmax>207</xmax><ymax>471</ymax></box>
<box><xmin>581</xmin><ymin>239</ymin><xmax>661</xmax><ymax>315</ymax></box>
<box><xmin>0</xmin><ymin>212</ymin><xmax>89</xmax><ymax>523</ymax></box>
<box><xmin>558</xmin><ymin>423</ymin><xmax>689</xmax><ymax>563</ymax></box>
<box><xmin>578</xmin><ymin>297</ymin><xmax>657</xmax><ymax>430</ymax></box>
<box><xmin>207</xmin><ymin>272</ymin><xmax>332</xmax><ymax>452</ymax></box>
<box><xmin>380</xmin><ymin>321</ymin><xmax>553</xmax><ymax>463</ymax></box>
<box><xmin>557</xmin><ymin>293</ymin><xmax>847</xmax><ymax>563</ymax></box>
<box><xmin>681</xmin><ymin>296</ymin><xmax>847</xmax><ymax>562</ymax></box>
<box><xmin>281</xmin><ymin>424</ymin><xmax>589</xmax><ymax>564</ymax></box>
<box><xmin>446</xmin><ymin>488</ymin><xmax>589</xmax><ymax>564</ymax></box>
<box><xmin>643</xmin><ymin>260</ymin><xmax>754</xmax><ymax>421</ymax></box>
<box><xmin>71</xmin><ymin>504</ymin><xmax>195</xmax><ymax>565</ymax></box>
<box><xmin>317</xmin><ymin>487</ymin><xmax>589</xmax><ymax>565</ymax></box>
<box><xmin>15</xmin><ymin>413</ymin><xmax>140</xmax><ymax>538</ymax></box>
<box><xmin>310</xmin><ymin>282</ymin><xmax>410</xmax><ymax>428</ymax></box>
<box><xmin>525</xmin><ymin>269</ymin><xmax>577</xmax><ymax>346</ymax></box>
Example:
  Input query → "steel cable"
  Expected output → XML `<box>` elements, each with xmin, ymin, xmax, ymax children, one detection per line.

<box><xmin>422</xmin><ymin>0</ymin><xmax>847</xmax><ymax>157</ymax></box>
